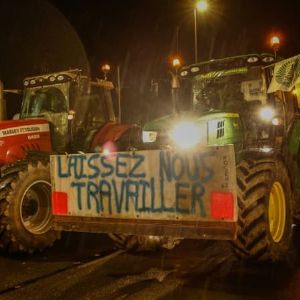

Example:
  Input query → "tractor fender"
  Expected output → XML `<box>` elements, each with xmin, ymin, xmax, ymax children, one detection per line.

<box><xmin>90</xmin><ymin>122</ymin><xmax>141</xmax><ymax>150</ymax></box>
<box><xmin>0</xmin><ymin>118</ymin><xmax>52</xmax><ymax>164</ymax></box>
<box><xmin>1</xmin><ymin>143</ymin><xmax>51</xmax><ymax>164</ymax></box>
<box><xmin>5</xmin><ymin>145</ymin><xmax>27</xmax><ymax>163</ymax></box>
<box><xmin>238</xmin><ymin>147</ymin><xmax>297</xmax><ymax>214</ymax></box>
<box><xmin>238</xmin><ymin>148</ymin><xmax>284</xmax><ymax>162</ymax></box>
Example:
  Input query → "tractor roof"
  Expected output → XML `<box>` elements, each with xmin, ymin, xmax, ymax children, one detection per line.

<box><xmin>180</xmin><ymin>53</ymin><xmax>280</xmax><ymax>79</ymax></box>
<box><xmin>23</xmin><ymin>69</ymin><xmax>83</xmax><ymax>88</ymax></box>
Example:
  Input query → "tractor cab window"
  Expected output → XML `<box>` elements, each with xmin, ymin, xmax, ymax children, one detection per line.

<box><xmin>192</xmin><ymin>67</ymin><xmax>267</xmax><ymax>113</ymax></box>
<box><xmin>87</xmin><ymin>86</ymin><xmax>110</xmax><ymax>127</ymax></box>
<box><xmin>21</xmin><ymin>85</ymin><xmax>69</xmax><ymax>152</ymax></box>
<box><xmin>73</xmin><ymin>85</ymin><xmax>114</xmax><ymax>130</ymax></box>
<box><xmin>21</xmin><ymin>86</ymin><xmax>68</xmax><ymax>118</ymax></box>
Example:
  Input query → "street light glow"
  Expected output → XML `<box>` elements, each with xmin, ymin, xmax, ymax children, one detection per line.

<box><xmin>196</xmin><ymin>0</ymin><xmax>208</xmax><ymax>12</ymax></box>
<box><xmin>271</xmin><ymin>36</ymin><xmax>280</xmax><ymax>47</ymax></box>
<box><xmin>172</xmin><ymin>57</ymin><xmax>181</xmax><ymax>68</ymax></box>
<box><xmin>101</xmin><ymin>64</ymin><xmax>111</xmax><ymax>80</ymax></box>
<box><xmin>101</xmin><ymin>64</ymin><xmax>111</xmax><ymax>73</ymax></box>
<box><xmin>194</xmin><ymin>0</ymin><xmax>208</xmax><ymax>63</ymax></box>
<box><xmin>270</xmin><ymin>35</ymin><xmax>280</xmax><ymax>58</ymax></box>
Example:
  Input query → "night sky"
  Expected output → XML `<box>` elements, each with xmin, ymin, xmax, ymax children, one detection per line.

<box><xmin>1</xmin><ymin>0</ymin><xmax>300</xmax><ymax>120</ymax></box>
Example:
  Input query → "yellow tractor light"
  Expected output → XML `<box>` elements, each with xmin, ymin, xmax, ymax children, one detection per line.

<box><xmin>142</xmin><ymin>131</ymin><xmax>158</xmax><ymax>143</ymax></box>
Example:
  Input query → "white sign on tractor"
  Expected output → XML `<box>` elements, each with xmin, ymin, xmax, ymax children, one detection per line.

<box><xmin>50</xmin><ymin>145</ymin><xmax>237</xmax><ymax>223</ymax></box>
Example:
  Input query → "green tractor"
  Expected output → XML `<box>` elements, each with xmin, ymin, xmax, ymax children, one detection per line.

<box><xmin>142</xmin><ymin>53</ymin><xmax>300</xmax><ymax>261</ymax></box>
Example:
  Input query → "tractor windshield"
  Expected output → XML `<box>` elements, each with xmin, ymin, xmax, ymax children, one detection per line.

<box><xmin>72</xmin><ymin>84</ymin><xmax>114</xmax><ymax>130</ymax></box>
<box><xmin>20</xmin><ymin>83</ymin><xmax>69</xmax><ymax>152</ymax></box>
<box><xmin>21</xmin><ymin>83</ymin><xmax>68</xmax><ymax>118</ymax></box>
<box><xmin>192</xmin><ymin>67</ymin><xmax>267</xmax><ymax>113</ymax></box>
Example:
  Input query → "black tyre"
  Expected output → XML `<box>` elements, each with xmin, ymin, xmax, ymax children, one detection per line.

<box><xmin>232</xmin><ymin>158</ymin><xmax>293</xmax><ymax>262</ymax></box>
<box><xmin>108</xmin><ymin>234</ymin><xmax>140</xmax><ymax>251</ymax></box>
<box><xmin>0</xmin><ymin>161</ymin><xmax>60</xmax><ymax>253</ymax></box>
<box><xmin>108</xmin><ymin>234</ymin><xmax>164</xmax><ymax>252</ymax></box>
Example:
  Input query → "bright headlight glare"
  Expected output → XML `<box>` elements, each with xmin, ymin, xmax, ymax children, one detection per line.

<box><xmin>170</xmin><ymin>121</ymin><xmax>202</xmax><ymax>149</ymax></box>
<box><xmin>259</xmin><ymin>106</ymin><xmax>274</xmax><ymax>121</ymax></box>
<box><xmin>142</xmin><ymin>131</ymin><xmax>157</xmax><ymax>143</ymax></box>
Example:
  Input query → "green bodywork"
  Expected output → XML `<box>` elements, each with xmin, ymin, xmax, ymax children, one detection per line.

<box><xmin>143</xmin><ymin>55</ymin><xmax>264</xmax><ymax>151</ymax></box>
<box><xmin>143</xmin><ymin>111</ymin><xmax>243</xmax><ymax>147</ymax></box>
<box><xmin>143</xmin><ymin>53</ymin><xmax>300</xmax><ymax>213</ymax></box>
<box><xmin>288</xmin><ymin>119</ymin><xmax>300</xmax><ymax>199</ymax></box>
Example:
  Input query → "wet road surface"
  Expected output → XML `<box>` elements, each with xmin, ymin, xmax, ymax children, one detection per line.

<box><xmin>0</xmin><ymin>228</ymin><xmax>300</xmax><ymax>300</ymax></box>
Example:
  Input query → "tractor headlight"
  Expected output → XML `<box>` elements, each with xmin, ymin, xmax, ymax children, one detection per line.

<box><xmin>170</xmin><ymin>121</ymin><xmax>203</xmax><ymax>149</ymax></box>
<box><xmin>259</xmin><ymin>106</ymin><xmax>275</xmax><ymax>122</ymax></box>
<box><xmin>142</xmin><ymin>131</ymin><xmax>157</xmax><ymax>143</ymax></box>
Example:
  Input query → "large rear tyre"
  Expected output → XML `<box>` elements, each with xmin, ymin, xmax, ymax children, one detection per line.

<box><xmin>232</xmin><ymin>158</ymin><xmax>293</xmax><ymax>262</ymax></box>
<box><xmin>0</xmin><ymin>161</ymin><xmax>60</xmax><ymax>253</ymax></box>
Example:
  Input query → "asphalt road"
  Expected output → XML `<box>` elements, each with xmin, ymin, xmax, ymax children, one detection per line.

<box><xmin>0</xmin><ymin>229</ymin><xmax>300</xmax><ymax>300</ymax></box>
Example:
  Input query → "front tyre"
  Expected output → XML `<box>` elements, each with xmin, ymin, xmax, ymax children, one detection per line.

<box><xmin>232</xmin><ymin>158</ymin><xmax>293</xmax><ymax>262</ymax></box>
<box><xmin>1</xmin><ymin>161</ymin><xmax>60</xmax><ymax>253</ymax></box>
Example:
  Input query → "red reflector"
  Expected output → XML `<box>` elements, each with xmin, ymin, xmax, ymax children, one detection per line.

<box><xmin>52</xmin><ymin>191</ymin><xmax>68</xmax><ymax>215</ymax></box>
<box><xmin>211</xmin><ymin>192</ymin><xmax>234</xmax><ymax>220</ymax></box>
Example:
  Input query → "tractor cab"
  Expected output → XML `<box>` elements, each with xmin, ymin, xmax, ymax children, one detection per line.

<box><xmin>143</xmin><ymin>54</ymin><xmax>287</xmax><ymax>151</ymax></box>
<box><xmin>20</xmin><ymin>69</ymin><xmax>116</xmax><ymax>152</ymax></box>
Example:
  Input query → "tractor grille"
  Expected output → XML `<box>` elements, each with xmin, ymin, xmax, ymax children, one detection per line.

<box><xmin>21</xmin><ymin>143</ymin><xmax>41</xmax><ymax>155</ymax></box>
<box><xmin>216</xmin><ymin>120</ymin><xmax>225</xmax><ymax>138</ymax></box>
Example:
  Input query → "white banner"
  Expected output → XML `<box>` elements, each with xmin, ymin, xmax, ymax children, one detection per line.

<box><xmin>50</xmin><ymin>146</ymin><xmax>237</xmax><ymax>222</ymax></box>
<box><xmin>268</xmin><ymin>54</ymin><xmax>300</xmax><ymax>93</ymax></box>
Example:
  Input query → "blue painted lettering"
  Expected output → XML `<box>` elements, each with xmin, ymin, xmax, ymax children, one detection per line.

<box><xmin>116</xmin><ymin>153</ymin><xmax>129</xmax><ymax>178</ymax></box>
<box><xmin>87</xmin><ymin>181</ymin><xmax>101</xmax><ymax>213</ymax></box>
<box><xmin>175</xmin><ymin>182</ymin><xmax>189</xmax><ymax>214</ymax></box>
<box><xmin>191</xmin><ymin>181</ymin><xmax>206</xmax><ymax>217</ymax></box>
<box><xmin>112</xmin><ymin>179</ymin><xmax>126</xmax><ymax>213</ymax></box>
<box><xmin>57</xmin><ymin>156</ymin><xmax>69</xmax><ymax>178</ymax></box>
<box><xmin>101</xmin><ymin>156</ymin><xmax>114</xmax><ymax>177</ymax></box>
<box><xmin>87</xmin><ymin>153</ymin><xmax>100</xmax><ymax>179</ymax></box>
<box><xmin>125</xmin><ymin>180</ymin><xmax>139</xmax><ymax>212</ymax></box>
<box><xmin>99</xmin><ymin>180</ymin><xmax>112</xmax><ymax>214</ymax></box>
<box><xmin>71</xmin><ymin>181</ymin><xmax>85</xmax><ymax>210</ymax></box>
<box><xmin>129</xmin><ymin>154</ymin><xmax>146</xmax><ymax>178</ymax></box>
<box><xmin>172</xmin><ymin>154</ymin><xmax>185</xmax><ymax>180</ymax></box>
<box><xmin>159</xmin><ymin>151</ymin><xmax>172</xmax><ymax>181</ymax></box>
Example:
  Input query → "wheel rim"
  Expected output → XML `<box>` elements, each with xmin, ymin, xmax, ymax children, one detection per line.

<box><xmin>268</xmin><ymin>181</ymin><xmax>286</xmax><ymax>243</ymax></box>
<box><xmin>20</xmin><ymin>180</ymin><xmax>52</xmax><ymax>235</ymax></box>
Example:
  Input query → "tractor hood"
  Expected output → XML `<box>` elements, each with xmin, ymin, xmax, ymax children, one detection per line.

<box><xmin>0</xmin><ymin>118</ymin><xmax>52</xmax><ymax>164</ymax></box>
<box><xmin>142</xmin><ymin>110</ymin><xmax>242</xmax><ymax>148</ymax></box>
<box><xmin>0</xmin><ymin>118</ymin><xmax>49</xmax><ymax>131</ymax></box>
<box><xmin>143</xmin><ymin>110</ymin><xmax>231</xmax><ymax>131</ymax></box>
